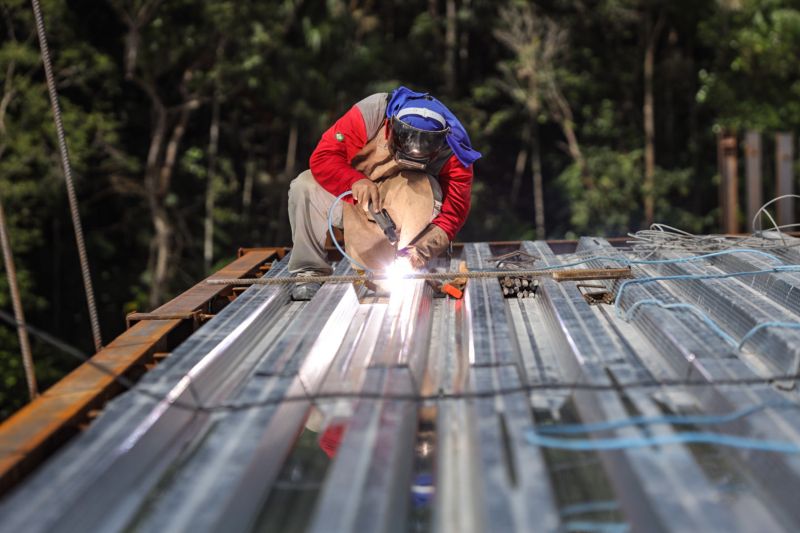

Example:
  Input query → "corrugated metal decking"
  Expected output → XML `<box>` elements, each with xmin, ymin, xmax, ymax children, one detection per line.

<box><xmin>1</xmin><ymin>239</ymin><xmax>800</xmax><ymax>532</ymax></box>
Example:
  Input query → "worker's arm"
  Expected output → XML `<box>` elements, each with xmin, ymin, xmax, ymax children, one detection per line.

<box><xmin>432</xmin><ymin>155</ymin><xmax>473</xmax><ymax>241</ymax></box>
<box><xmin>401</xmin><ymin>156</ymin><xmax>473</xmax><ymax>269</ymax></box>
<box><xmin>309</xmin><ymin>105</ymin><xmax>369</xmax><ymax>203</ymax></box>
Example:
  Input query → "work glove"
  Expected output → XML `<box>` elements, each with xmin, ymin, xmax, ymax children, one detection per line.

<box><xmin>352</xmin><ymin>178</ymin><xmax>380</xmax><ymax>212</ymax></box>
<box><xmin>399</xmin><ymin>224</ymin><xmax>449</xmax><ymax>269</ymax></box>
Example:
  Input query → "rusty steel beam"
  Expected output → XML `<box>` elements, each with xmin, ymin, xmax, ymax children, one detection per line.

<box><xmin>0</xmin><ymin>248</ymin><xmax>281</xmax><ymax>496</ymax></box>
<box><xmin>718</xmin><ymin>132</ymin><xmax>740</xmax><ymax>234</ymax></box>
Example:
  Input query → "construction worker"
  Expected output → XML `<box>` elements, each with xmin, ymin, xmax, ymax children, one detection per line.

<box><xmin>287</xmin><ymin>86</ymin><xmax>481</xmax><ymax>300</ymax></box>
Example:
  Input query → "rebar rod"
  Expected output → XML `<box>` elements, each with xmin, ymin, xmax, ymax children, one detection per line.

<box><xmin>0</xmin><ymin>198</ymin><xmax>37</xmax><ymax>399</ymax></box>
<box><xmin>207</xmin><ymin>267</ymin><xmax>633</xmax><ymax>286</ymax></box>
<box><xmin>31</xmin><ymin>0</ymin><xmax>102</xmax><ymax>352</ymax></box>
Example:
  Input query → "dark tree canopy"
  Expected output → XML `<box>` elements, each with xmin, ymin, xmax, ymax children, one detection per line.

<box><xmin>0</xmin><ymin>0</ymin><xmax>797</xmax><ymax>417</ymax></box>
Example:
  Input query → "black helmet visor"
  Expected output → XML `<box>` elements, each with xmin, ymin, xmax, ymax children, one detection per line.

<box><xmin>390</xmin><ymin>117</ymin><xmax>450</xmax><ymax>163</ymax></box>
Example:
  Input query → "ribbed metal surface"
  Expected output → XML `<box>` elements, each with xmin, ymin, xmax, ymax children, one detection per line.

<box><xmin>2</xmin><ymin>239</ymin><xmax>800</xmax><ymax>533</ymax></box>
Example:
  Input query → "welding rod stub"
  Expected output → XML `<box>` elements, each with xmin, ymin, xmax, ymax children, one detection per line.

<box><xmin>551</xmin><ymin>267</ymin><xmax>633</xmax><ymax>282</ymax></box>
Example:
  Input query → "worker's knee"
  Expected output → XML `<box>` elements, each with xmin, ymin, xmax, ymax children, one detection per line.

<box><xmin>288</xmin><ymin>170</ymin><xmax>317</xmax><ymax>202</ymax></box>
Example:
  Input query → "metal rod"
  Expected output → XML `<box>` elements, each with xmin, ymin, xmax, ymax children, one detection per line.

<box><xmin>207</xmin><ymin>267</ymin><xmax>633</xmax><ymax>286</ymax></box>
<box><xmin>30</xmin><ymin>0</ymin><xmax>102</xmax><ymax>352</ymax></box>
<box><xmin>0</xmin><ymin>198</ymin><xmax>37</xmax><ymax>399</ymax></box>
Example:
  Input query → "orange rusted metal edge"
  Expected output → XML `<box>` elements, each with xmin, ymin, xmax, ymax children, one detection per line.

<box><xmin>0</xmin><ymin>248</ymin><xmax>282</xmax><ymax>496</ymax></box>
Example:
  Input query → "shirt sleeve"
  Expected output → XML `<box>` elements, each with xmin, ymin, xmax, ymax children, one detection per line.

<box><xmin>309</xmin><ymin>105</ymin><xmax>369</xmax><ymax>203</ymax></box>
<box><xmin>432</xmin><ymin>155</ymin><xmax>473</xmax><ymax>241</ymax></box>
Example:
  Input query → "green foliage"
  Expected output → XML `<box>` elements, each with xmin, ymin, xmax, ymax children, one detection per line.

<box><xmin>699</xmin><ymin>1</ymin><xmax>800</xmax><ymax>130</ymax></box>
<box><xmin>557</xmin><ymin>147</ymin><xmax>701</xmax><ymax>237</ymax></box>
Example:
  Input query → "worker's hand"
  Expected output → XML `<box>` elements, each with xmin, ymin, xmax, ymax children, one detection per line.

<box><xmin>399</xmin><ymin>247</ymin><xmax>426</xmax><ymax>270</ymax></box>
<box><xmin>399</xmin><ymin>224</ymin><xmax>450</xmax><ymax>269</ymax></box>
<box><xmin>352</xmin><ymin>178</ymin><xmax>380</xmax><ymax>212</ymax></box>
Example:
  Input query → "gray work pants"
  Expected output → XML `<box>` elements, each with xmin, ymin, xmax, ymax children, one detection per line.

<box><xmin>287</xmin><ymin>170</ymin><xmax>342</xmax><ymax>275</ymax></box>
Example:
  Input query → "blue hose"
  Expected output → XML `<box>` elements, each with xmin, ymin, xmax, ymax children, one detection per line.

<box><xmin>536</xmin><ymin>401</ymin><xmax>797</xmax><ymax>435</ymax></box>
<box><xmin>526</xmin><ymin>430</ymin><xmax>800</xmax><ymax>453</ymax></box>
<box><xmin>328</xmin><ymin>191</ymin><xmax>373</xmax><ymax>272</ymax></box>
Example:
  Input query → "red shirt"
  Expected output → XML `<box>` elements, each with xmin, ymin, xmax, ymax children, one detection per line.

<box><xmin>309</xmin><ymin>104</ymin><xmax>473</xmax><ymax>241</ymax></box>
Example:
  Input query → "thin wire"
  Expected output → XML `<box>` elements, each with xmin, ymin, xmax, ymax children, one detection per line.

<box><xmin>0</xmin><ymin>199</ymin><xmax>38</xmax><ymax>399</ymax></box>
<box><xmin>30</xmin><ymin>0</ymin><xmax>102</xmax><ymax>352</ymax></box>
<box><xmin>627</xmin><ymin>207</ymin><xmax>800</xmax><ymax>255</ymax></box>
<box><xmin>3</xmin><ymin>310</ymin><xmax>800</xmax><ymax>414</ymax></box>
<box><xmin>752</xmin><ymin>194</ymin><xmax>800</xmax><ymax>236</ymax></box>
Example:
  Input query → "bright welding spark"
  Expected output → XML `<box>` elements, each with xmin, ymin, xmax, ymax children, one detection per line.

<box><xmin>384</xmin><ymin>257</ymin><xmax>415</xmax><ymax>285</ymax></box>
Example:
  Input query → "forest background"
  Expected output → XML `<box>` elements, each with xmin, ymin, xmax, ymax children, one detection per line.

<box><xmin>1</xmin><ymin>0</ymin><xmax>799</xmax><ymax>418</ymax></box>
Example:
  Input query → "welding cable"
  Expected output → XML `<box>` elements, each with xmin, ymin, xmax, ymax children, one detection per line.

<box><xmin>525</xmin><ymin>430</ymin><xmax>800</xmax><ymax>454</ymax></box>
<box><xmin>738</xmin><ymin>322</ymin><xmax>800</xmax><ymax>350</ymax></box>
<box><xmin>535</xmin><ymin>400</ymin><xmax>797</xmax><ymax>436</ymax></box>
<box><xmin>613</xmin><ymin>266</ymin><xmax>800</xmax><ymax>317</ymax></box>
<box><xmin>623</xmin><ymin>299</ymin><xmax>738</xmax><ymax>347</ymax></box>
<box><xmin>328</xmin><ymin>191</ymin><xmax>373</xmax><ymax>272</ymax></box>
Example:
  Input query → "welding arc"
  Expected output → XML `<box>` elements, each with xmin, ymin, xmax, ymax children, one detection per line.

<box><xmin>207</xmin><ymin>267</ymin><xmax>633</xmax><ymax>286</ymax></box>
<box><xmin>3</xmin><ymin>309</ymin><xmax>800</xmax><ymax>415</ymax></box>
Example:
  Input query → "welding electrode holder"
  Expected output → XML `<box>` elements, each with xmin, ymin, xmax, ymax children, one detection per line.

<box><xmin>369</xmin><ymin>203</ymin><xmax>399</xmax><ymax>246</ymax></box>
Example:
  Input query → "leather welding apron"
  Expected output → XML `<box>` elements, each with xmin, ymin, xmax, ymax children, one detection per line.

<box><xmin>342</xmin><ymin>123</ymin><xmax>441</xmax><ymax>271</ymax></box>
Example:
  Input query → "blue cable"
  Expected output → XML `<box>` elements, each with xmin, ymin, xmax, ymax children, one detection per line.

<box><xmin>536</xmin><ymin>401</ymin><xmax>797</xmax><ymax>435</ymax></box>
<box><xmin>563</xmin><ymin>521</ymin><xmax>629</xmax><ymax>533</ymax></box>
<box><xmin>614</xmin><ymin>266</ymin><xmax>800</xmax><ymax>317</ymax></box>
<box><xmin>328</xmin><ymin>190</ymin><xmax>373</xmax><ymax>272</ymax></box>
<box><xmin>738</xmin><ymin>322</ymin><xmax>800</xmax><ymax>350</ymax></box>
<box><xmin>559</xmin><ymin>501</ymin><xmax>620</xmax><ymax>517</ymax></box>
<box><xmin>623</xmin><ymin>299</ymin><xmax>739</xmax><ymax>346</ymax></box>
<box><xmin>526</xmin><ymin>430</ymin><xmax>800</xmax><ymax>453</ymax></box>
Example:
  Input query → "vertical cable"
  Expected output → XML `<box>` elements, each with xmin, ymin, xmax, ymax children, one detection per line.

<box><xmin>0</xmin><ymin>198</ymin><xmax>38</xmax><ymax>399</ymax></box>
<box><xmin>30</xmin><ymin>0</ymin><xmax>102</xmax><ymax>352</ymax></box>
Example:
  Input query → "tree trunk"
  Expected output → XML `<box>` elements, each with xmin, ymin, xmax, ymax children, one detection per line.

<box><xmin>643</xmin><ymin>11</ymin><xmax>665</xmax><ymax>226</ymax></box>
<box><xmin>445</xmin><ymin>0</ymin><xmax>457</xmax><ymax>96</ymax></box>
<box><xmin>274</xmin><ymin>121</ymin><xmax>298</xmax><ymax>244</ymax></box>
<box><xmin>511</xmin><ymin>123</ymin><xmax>530</xmax><ymax>202</ymax></box>
<box><xmin>149</xmin><ymin>203</ymin><xmax>171</xmax><ymax>309</ymax></box>
<box><xmin>531</xmin><ymin>121</ymin><xmax>546</xmax><ymax>239</ymax></box>
<box><xmin>147</xmin><ymin>97</ymin><xmax>197</xmax><ymax>308</ymax></box>
<box><xmin>459</xmin><ymin>0</ymin><xmax>470</xmax><ymax>66</ymax></box>
<box><xmin>242</xmin><ymin>157</ymin><xmax>254</xmax><ymax>222</ymax></box>
<box><xmin>204</xmin><ymin>88</ymin><xmax>221</xmax><ymax>272</ymax></box>
<box><xmin>546</xmin><ymin>83</ymin><xmax>589</xmax><ymax>187</ymax></box>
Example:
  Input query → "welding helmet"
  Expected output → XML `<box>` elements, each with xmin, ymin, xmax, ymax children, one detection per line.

<box><xmin>389</xmin><ymin>107</ymin><xmax>450</xmax><ymax>170</ymax></box>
